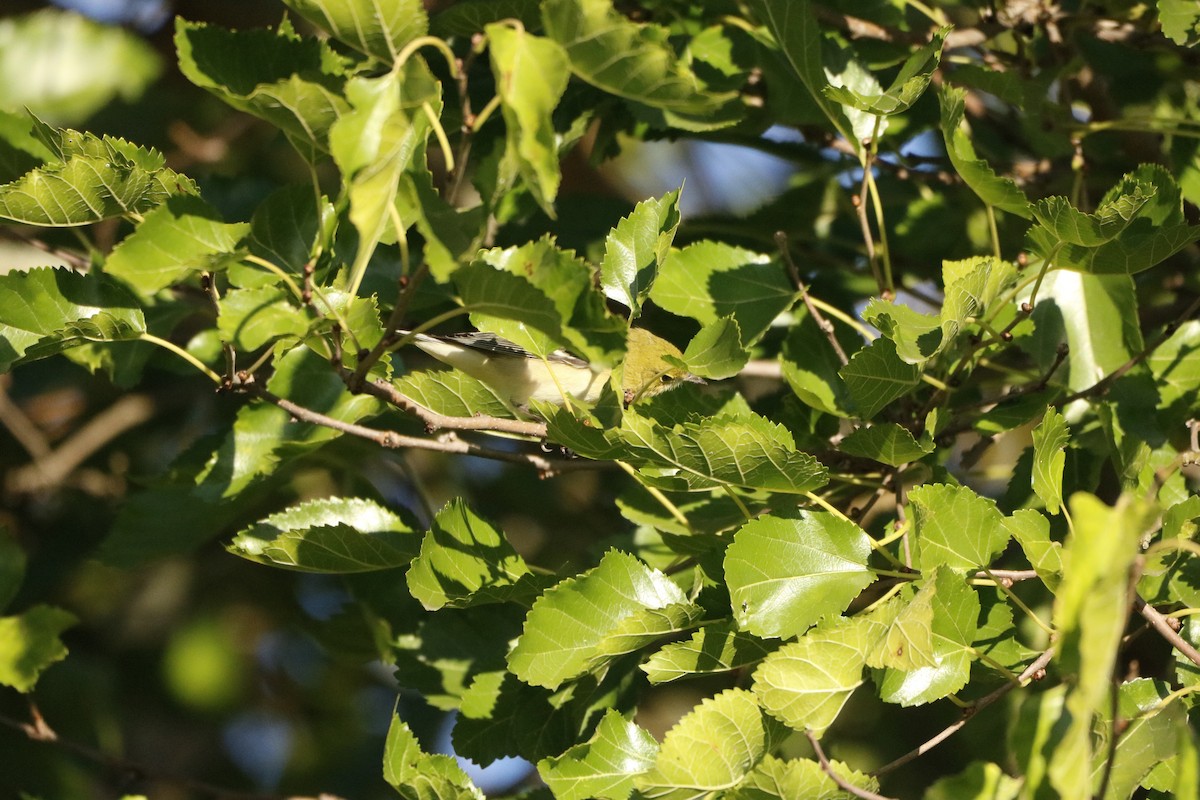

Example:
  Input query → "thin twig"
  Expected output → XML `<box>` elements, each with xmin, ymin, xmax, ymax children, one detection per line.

<box><xmin>805</xmin><ymin>730</ymin><xmax>897</xmax><ymax>800</ymax></box>
<box><xmin>775</xmin><ymin>231</ymin><xmax>850</xmax><ymax>366</ymax></box>
<box><xmin>242</xmin><ymin>381</ymin><xmax>597</xmax><ymax>474</ymax></box>
<box><xmin>344</xmin><ymin>370</ymin><xmax>548</xmax><ymax>438</ymax></box>
<box><xmin>1134</xmin><ymin>594</ymin><xmax>1200</xmax><ymax>669</ymax></box>
<box><xmin>873</xmin><ymin>647</ymin><xmax>1055</xmax><ymax>776</ymax></box>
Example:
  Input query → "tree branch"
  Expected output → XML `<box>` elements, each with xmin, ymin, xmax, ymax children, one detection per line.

<box><xmin>805</xmin><ymin>730</ymin><xmax>897</xmax><ymax>800</ymax></box>
<box><xmin>243</xmin><ymin>382</ymin><xmax>600</xmax><ymax>474</ymax></box>
<box><xmin>873</xmin><ymin>647</ymin><xmax>1055</xmax><ymax>776</ymax></box>
<box><xmin>1134</xmin><ymin>594</ymin><xmax>1200</xmax><ymax>669</ymax></box>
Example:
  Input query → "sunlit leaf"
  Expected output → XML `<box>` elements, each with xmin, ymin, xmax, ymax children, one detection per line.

<box><xmin>0</xmin><ymin>604</ymin><xmax>77</xmax><ymax>693</ymax></box>
<box><xmin>538</xmin><ymin>709</ymin><xmax>657</xmax><ymax>800</ymax></box>
<box><xmin>725</xmin><ymin>512</ymin><xmax>873</xmax><ymax>639</ymax></box>
<box><xmin>508</xmin><ymin>549</ymin><xmax>702</xmax><ymax>689</ymax></box>
<box><xmin>229</xmin><ymin>497</ymin><xmax>421</xmax><ymax>572</ymax></box>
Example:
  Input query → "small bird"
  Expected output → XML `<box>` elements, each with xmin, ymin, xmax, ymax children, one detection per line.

<box><xmin>398</xmin><ymin>327</ymin><xmax>703</xmax><ymax>406</ymax></box>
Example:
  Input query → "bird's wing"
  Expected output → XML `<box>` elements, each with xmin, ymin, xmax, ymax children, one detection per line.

<box><xmin>416</xmin><ymin>331</ymin><xmax>590</xmax><ymax>368</ymax></box>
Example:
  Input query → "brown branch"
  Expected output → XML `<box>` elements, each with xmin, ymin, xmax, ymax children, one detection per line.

<box><xmin>243</xmin><ymin>382</ymin><xmax>599</xmax><ymax>475</ymax></box>
<box><xmin>873</xmin><ymin>646</ymin><xmax>1055</xmax><ymax>776</ymax></box>
<box><xmin>805</xmin><ymin>730</ymin><xmax>897</xmax><ymax>800</ymax></box>
<box><xmin>7</xmin><ymin>394</ymin><xmax>156</xmax><ymax>494</ymax></box>
<box><xmin>0</xmin><ymin>703</ymin><xmax>337</xmax><ymax>800</ymax></box>
<box><xmin>775</xmin><ymin>231</ymin><xmax>850</xmax><ymax>367</ymax></box>
<box><xmin>1134</xmin><ymin>594</ymin><xmax>1200</xmax><ymax>669</ymax></box>
<box><xmin>346</xmin><ymin>371</ymin><xmax>548</xmax><ymax>438</ymax></box>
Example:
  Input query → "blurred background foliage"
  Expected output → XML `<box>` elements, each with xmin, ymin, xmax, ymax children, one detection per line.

<box><xmin>0</xmin><ymin>0</ymin><xmax>1197</xmax><ymax>798</ymax></box>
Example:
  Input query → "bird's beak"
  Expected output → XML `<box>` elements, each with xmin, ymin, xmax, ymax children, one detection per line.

<box><xmin>684</xmin><ymin>373</ymin><xmax>706</xmax><ymax>386</ymax></box>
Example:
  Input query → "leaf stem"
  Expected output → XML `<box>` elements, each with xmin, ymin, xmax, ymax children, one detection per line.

<box><xmin>139</xmin><ymin>333</ymin><xmax>221</xmax><ymax>384</ymax></box>
<box><xmin>616</xmin><ymin>461</ymin><xmax>693</xmax><ymax>531</ymax></box>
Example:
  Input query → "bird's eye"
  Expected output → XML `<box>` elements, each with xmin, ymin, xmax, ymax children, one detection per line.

<box><xmin>660</xmin><ymin>374</ymin><xmax>673</xmax><ymax>384</ymax></box>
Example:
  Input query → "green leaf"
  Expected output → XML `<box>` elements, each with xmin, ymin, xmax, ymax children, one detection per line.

<box><xmin>1091</xmin><ymin>678</ymin><xmax>1188</xmax><ymax>800</ymax></box>
<box><xmin>642</xmin><ymin>622</ymin><xmax>777</xmax><ymax>684</ymax></box>
<box><xmin>752</xmin><ymin>616</ymin><xmax>870</xmax><ymax>738</ymax></box>
<box><xmin>924</xmin><ymin>762</ymin><xmax>1021</xmax><ymax>800</ymax></box>
<box><xmin>217</xmin><ymin>286</ymin><xmax>309</xmax><ymax>351</ymax></box>
<box><xmin>725</xmin><ymin>512</ymin><xmax>874</xmax><ymax>640</ymax></box>
<box><xmin>862</xmin><ymin>584</ymin><xmax>932</xmax><ymax>671</ymax></box>
<box><xmin>634</xmin><ymin>688</ymin><xmax>786</xmax><ymax>800</ymax></box>
<box><xmin>0</xmin><ymin>124</ymin><xmax>194</xmax><ymax>226</ymax></box>
<box><xmin>823</xmin><ymin>27</ymin><xmax>949</xmax><ymax>115</ymax></box>
<box><xmin>1161</xmin><ymin>0</ymin><xmax>1200</xmax><ymax>46</ymax></box>
<box><xmin>1028</xmin><ymin>270</ymin><xmax>1142</xmax><ymax>391</ymax></box>
<box><xmin>940</xmin><ymin>256</ymin><xmax>1019</xmax><ymax>345</ymax></box>
<box><xmin>394</xmin><ymin>166</ymin><xmax>481</xmax><ymax>282</ymax></box>
<box><xmin>1003</xmin><ymin>509</ymin><xmax>1062</xmax><ymax>590</ymax></box>
<box><xmin>0</xmin><ymin>528</ymin><xmax>25</xmax><ymax>612</ymax></box>
<box><xmin>1031</xmin><ymin>193</ymin><xmax>1152</xmax><ymax>248</ymax></box>
<box><xmin>729</xmin><ymin>754</ymin><xmax>878</xmax><ymax>800</ymax></box>
<box><xmin>487</xmin><ymin>24</ymin><xmax>570</xmax><ymax>215</ymax></box>
<box><xmin>1149</xmin><ymin>319</ymin><xmax>1200</xmax><ymax>417</ymax></box>
<box><xmin>910</xmin><ymin>484</ymin><xmax>1008</xmax><ymax>572</ymax></box>
<box><xmin>228</xmin><ymin>497</ymin><xmax>420</xmax><ymax>573</ymax></box>
<box><xmin>0</xmin><ymin>267</ymin><xmax>145</xmax><ymax>372</ymax></box>
<box><xmin>283</xmin><ymin>0</ymin><xmax>428</xmax><ymax>62</ymax></box>
<box><xmin>406</xmin><ymin>499</ymin><xmax>539</xmax><ymax>610</ymax></box>
<box><xmin>862</xmin><ymin>298</ymin><xmax>942</xmax><ymax>365</ymax></box>
<box><xmin>839</xmin><ymin>337</ymin><xmax>921</xmax><ymax>418</ymax></box>
<box><xmin>0</xmin><ymin>604</ymin><xmax>77</xmax><ymax>692</ymax></box>
<box><xmin>938</xmin><ymin>86</ymin><xmax>1031</xmax><ymax>218</ymax></box>
<box><xmin>194</xmin><ymin>347</ymin><xmax>381</xmax><ymax>500</ymax></box>
<box><xmin>1028</xmin><ymin>166</ymin><xmax>1200</xmax><ymax>274</ymax></box>
<box><xmin>0</xmin><ymin>108</ymin><xmax>52</xmax><ymax>184</ymax></box>
<box><xmin>1008</xmin><ymin>685</ymin><xmax>1068</xmax><ymax>799</ymax></box>
<box><xmin>650</xmin><ymin>241</ymin><xmax>794</xmax><ymax>344</ymax></box>
<box><xmin>0</xmin><ymin>9</ymin><xmax>160</xmax><ymax>125</ymax></box>
<box><xmin>248</xmin><ymin>185</ymin><xmax>332</xmax><ymax>274</ymax></box>
<box><xmin>453</xmin><ymin>261</ymin><xmax>570</xmax><ymax>358</ymax></box>
<box><xmin>175</xmin><ymin>18</ymin><xmax>350</xmax><ymax>162</ymax></box>
<box><xmin>781</xmin><ymin>314</ymin><xmax>856</xmax><ymax>417</ymax></box>
<box><xmin>329</xmin><ymin>62</ymin><xmax>439</xmax><ymax>295</ymax></box>
<box><xmin>476</xmin><ymin>237</ymin><xmax>626</xmax><ymax>364</ymax></box>
<box><xmin>682</xmin><ymin>316</ymin><xmax>750</xmax><ymax>380</ymax></box>
<box><xmin>600</xmin><ymin>189</ymin><xmax>681</xmax><ymax>316</ymax></box>
<box><xmin>1031</xmin><ymin>407</ymin><xmax>1069</xmax><ymax>515</ymax></box>
<box><xmin>105</xmin><ymin>196</ymin><xmax>249</xmax><ymax>298</ymax></box>
<box><xmin>383</xmin><ymin>714</ymin><xmax>484</xmax><ymax>800</ymax></box>
<box><xmin>453</xmin><ymin>668</ymin><xmax>583</xmax><ymax>764</ymax></box>
<box><xmin>433</xmin><ymin>0</ymin><xmax>542</xmax><ymax>36</ymax></box>
<box><xmin>748</xmin><ymin>0</ymin><xmax>852</xmax><ymax>142</ymax></box>
<box><xmin>839</xmin><ymin>423</ymin><xmax>933</xmax><ymax>466</ymax></box>
<box><xmin>1050</xmin><ymin>493</ymin><xmax>1157</xmax><ymax>797</ymax></box>
<box><xmin>618</xmin><ymin>411</ymin><xmax>829</xmax><ymax>494</ymax></box>
<box><xmin>877</xmin><ymin>568</ymin><xmax>980</xmax><ymax>706</ymax></box>
<box><xmin>543</xmin><ymin>0</ymin><xmax>735</xmax><ymax>115</ymax></box>
<box><xmin>537</xmin><ymin>709</ymin><xmax>658</xmax><ymax>800</ymax></box>
<box><xmin>507</xmin><ymin>550</ymin><xmax>702</xmax><ymax>689</ymax></box>
<box><xmin>393</xmin><ymin>368</ymin><xmax>514</xmax><ymax>419</ymax></box>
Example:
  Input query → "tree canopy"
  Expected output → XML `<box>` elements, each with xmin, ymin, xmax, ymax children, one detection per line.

<box><xmin>2</xmin><ymin>1</ymin><xmax>1200</xmax><ymax>799</ymax></box>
